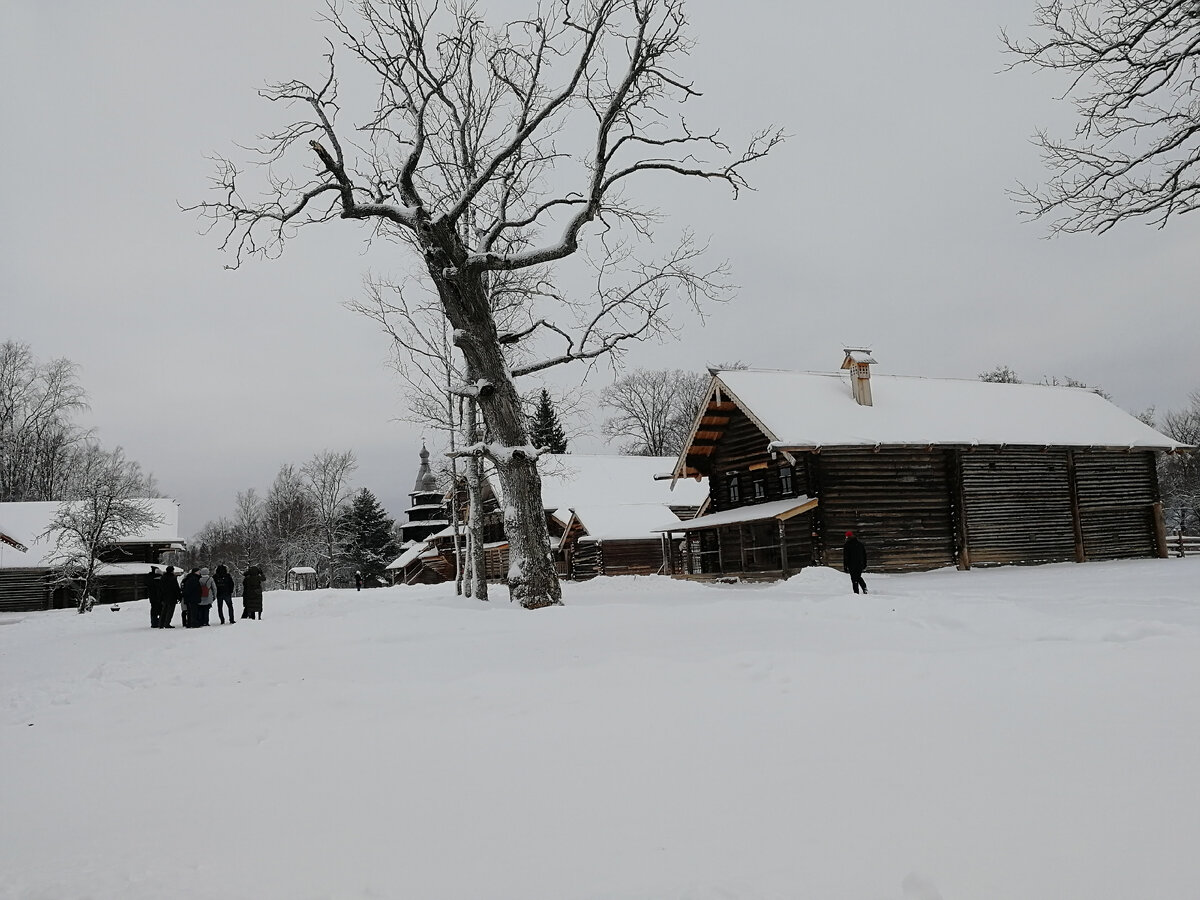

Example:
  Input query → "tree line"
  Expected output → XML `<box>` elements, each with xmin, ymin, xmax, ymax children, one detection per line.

<box><xmin>184</xmin><ymin>451</ymin><xmax>400</xmax><ymax>593</ymax></box>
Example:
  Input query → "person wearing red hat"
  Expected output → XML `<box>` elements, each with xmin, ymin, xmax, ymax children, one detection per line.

<box><xmin>842</xmin><ymin>531</ymin><xmax>868</xmax><ymax>594</ymax></box>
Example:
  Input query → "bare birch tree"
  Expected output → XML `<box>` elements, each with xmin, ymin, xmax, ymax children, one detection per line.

<box><xmin>41</xmin><ymin>445</ymin><xmax>163</xmax><ymax>613</ymax></box>
<box><xmin>190</xmin><ymin>0</ymin><xmax>779</xmax><ymax>609</ymax></box>
<box><xmin>0</xmin><ymin>340</ymin><xmax>92</xmax><ymax>502</ymax></box>
<box><xmin>600</xmin><ymin>367</ymin><xmax>708</xmax><ymax>456</ymax></box>
<box><xmin>300</xmin><ymin>449</ymin><xmax>358</xmax><ymax>587</ymax></box>
<box><xmin>1006</xmin><ymin>1</ymin><xmax>1200</xmax><ymax>232</ymax></box>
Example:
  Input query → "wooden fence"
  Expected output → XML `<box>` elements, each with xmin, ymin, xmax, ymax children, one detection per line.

<box><xmin>1172</xmin><ymin>532</ymin><xmax>1200</xmax><ymax>557</ymax></box>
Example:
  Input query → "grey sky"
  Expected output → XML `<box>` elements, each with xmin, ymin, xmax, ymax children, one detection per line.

<box><xmin>3</xmin><ymin>0</ymin><xmax>1197</xmax><ymax>537</ymax></box>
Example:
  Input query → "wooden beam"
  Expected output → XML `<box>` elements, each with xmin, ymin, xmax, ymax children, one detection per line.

<box><xmin>694</xmin><ymin>430</ymin><xmax>723</xmax><ymax>441</ymax></box>
<box><xmin>1066</xmin><ymin>449</ymin><xmax>1087</xmax><ymax>563</ymax></box>
<box><xmin>779</xmin><ymin>519</ymin><xmax>790</xmax><ymax>579</ymax></box>
<box><xmin>699</xmin><ymin>416</ymin><xmax>730</xmax><ymax>426</ymax></box>
<box><xmin>707</xmin><ymin>401</ymin><xmax>737</xmax><ymax>411</ymax></box>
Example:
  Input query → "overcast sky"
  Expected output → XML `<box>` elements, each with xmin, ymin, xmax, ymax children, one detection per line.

<box><xmin>3</xmin><ymin>0</ymin><xmax>1198</xmax><ymax>537</ymax></box>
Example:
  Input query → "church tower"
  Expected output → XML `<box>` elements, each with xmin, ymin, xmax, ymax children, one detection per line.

<box><xmin>399</xmin><ymin>444</ymin><xmax>448</xmax><ymax>545</ymax></box>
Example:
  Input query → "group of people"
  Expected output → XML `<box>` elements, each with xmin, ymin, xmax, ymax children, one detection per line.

<box><xmin>146</xmin><ymin>564</ymin><xmax>265</xmax><ymax>628</ymax></box>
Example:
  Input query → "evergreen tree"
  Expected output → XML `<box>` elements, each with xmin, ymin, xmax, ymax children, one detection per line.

<box><xmin>338</xmin><ymin>488</ymin><xmax>400</xmax><ymax>586</ymax></box>
<box><xmin>528</xmin><ymin>389</ymin><xmax>568</xmax><ymax>454</ymax></box>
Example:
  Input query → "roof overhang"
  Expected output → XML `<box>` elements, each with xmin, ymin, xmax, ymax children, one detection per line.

<box><xmin>0</xmin><ymin>530</ymin><xmax>30</xmax><ymax>553</ymax></box>
<box><xmin>653</xmin><ymin>496</ymin><xmax>818</xmax><ymax>533</ymax></box>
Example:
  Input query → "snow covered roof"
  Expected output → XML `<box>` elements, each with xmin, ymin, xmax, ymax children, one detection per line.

<box><xmin>386</xmin><ymin>542</ymin><xmax>430</xmax><ymax>570</ymax></box>
<box><xmin>708</xmin><ymin>369</ymin><xmax>1188</xmax><ymax>453</ymax></box>
<box><xmin>288</xmin><ymin>566</ymin><xmax>317</xmax><ymax>575</ymax></box>
<box><xmin>0</xmin><ymin>499</ymin><xmax>182</xmax><ymax>570</ymax></box>
<box><xmin>568</xmin><ymin>504</ymin><xmax>684</xmax><ymax>543</ymax></box>
<box><xmin>490</xmin><ymin>454</ymin><xmax>709</xmax><ymax>507</ymax></box>
<box><xmin>652</xmin><ymin>496</ymin><xmax>818</xmax><ymax>533</ymax></box>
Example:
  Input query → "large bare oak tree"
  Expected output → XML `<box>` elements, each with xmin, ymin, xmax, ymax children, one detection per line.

<box><xmin>191</xmin><ymin>0</ymin><xmax>780</xmax><ymax>608</ymax></box>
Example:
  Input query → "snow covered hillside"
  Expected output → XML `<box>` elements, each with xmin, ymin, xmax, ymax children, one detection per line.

<box><xmin>3</xmin><ymin>559</ymin><xmax>1199</xmax><ymax>900</ymax></box>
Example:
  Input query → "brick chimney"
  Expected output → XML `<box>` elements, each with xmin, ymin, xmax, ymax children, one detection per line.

<box><xmin>840</xmin><ymin>348</ymin><xmax>876</xmax><ymax>406</ymax></box>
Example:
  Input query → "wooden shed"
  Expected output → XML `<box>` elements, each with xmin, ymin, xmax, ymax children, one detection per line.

<box><xmin>659</xmin><ymin>356</ymin><xmax>1190</xmax><ymax>578</ymax></box>
<box><xmin>286</xmin><ymin>566</ymin><xmax>319</xmax><ymax>591</ymax></box>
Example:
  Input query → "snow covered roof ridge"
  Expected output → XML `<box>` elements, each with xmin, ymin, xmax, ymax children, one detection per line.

<box><xmin>709</xmin><ymin>368</ymin><xmax>1188</xmax><ymax>452</ymax></box>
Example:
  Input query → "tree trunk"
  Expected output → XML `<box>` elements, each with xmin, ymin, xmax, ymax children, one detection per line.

<box><xmin>426</xmin><ymin>239</ymin><xmax>561</xmax><ymax>609</ymax></box>
<box><xmin>464</xmin><ymin>397</ymin><xmax>488</xmax><ymax>601</ymax></box>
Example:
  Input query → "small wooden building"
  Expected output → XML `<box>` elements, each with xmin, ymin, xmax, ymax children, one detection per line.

<box><xmin>658</xmin><ymin>354</ymin><xmax>1190</xmax><ymax>578</ymax></box>
<box><xmin>286</xmin><ymin>566</ymin><xmax>319</xmax><ymax>591</ymax></box>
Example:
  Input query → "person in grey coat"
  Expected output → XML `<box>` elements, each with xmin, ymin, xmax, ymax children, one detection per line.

<box><xmin>197</xmin><ymin>567</ymin><xmax>219</xmax><ymax>627</ymax></box>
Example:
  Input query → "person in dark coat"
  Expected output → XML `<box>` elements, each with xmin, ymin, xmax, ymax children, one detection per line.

<box><xmin>241</xmin><ymin>565</ymin><xmax>264</xmax><ymax>619</ymax></box>
<box><xmin>842</xmin><ymin>531</ymin><xmax>868</xmax><ymax>594</ymax></box>
<box><xmin>146</xmin><ymin>566</ymin><xmax>163</xmax><ymax>628</ymax></box>
<box><xmin>160</xmin><ymin>565</ymin><xmax>182</xmax><ymax>628</ymax></box>
<box><xmin>214</xmin><ymin>564</ymin><xmax>236</xmax><ymax>624</ymax></box>
<box><xmin>181</xmin><ymin>568</ymin><xmax>203</xmax><ymax>628</ymax></box>
<box><xmin>355</xmin><ymin>570</ymin><xmax>362</xmax><ymax>591</ymax></box>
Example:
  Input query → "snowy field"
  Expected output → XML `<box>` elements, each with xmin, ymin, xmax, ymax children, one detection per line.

<box><xmin>2</xmin><ymin>559</ymin><xmax>1199</xmax><ymax>900</ymax></box>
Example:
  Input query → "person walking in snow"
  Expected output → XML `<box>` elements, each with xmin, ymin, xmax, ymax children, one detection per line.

<box><xmin>146</xmin><ymin>565</ymin><xmax>163</xmax><ymax>628</ymax></box>
<box><xmin>197</xmin><ymin>567</ymin><xmax>218</xmax><ymax>626</ymax></box>
<box><xmin>241</xmin><ymin>564</ymin><xmax>264</xmax><ymax>620</ymax></box>
<box><xmin>160</xmin><ymin>565</ymin><xmax>182</xmax><ymax>628</ymax></box>
<box><xmin>181</xmin><ymin>567</ymin><xmax>203</xmax><ymax>628</ymax></box>
<box><xmin>355</xmin><ymin>570</ymin><xmax>362</xmax><ymax>591</ymax></box>
<box><xmin>842</xmin><ymin>531</ymin><xmax>868</xmax><ymax>595</ymax></box>
<box><xmin>214</xmin><ymin>564</ymin><xmax>236</xmax><ymax>624</ymax></box>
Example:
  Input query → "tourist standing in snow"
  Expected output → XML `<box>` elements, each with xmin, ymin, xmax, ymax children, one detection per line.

<box><xmin>181</xmin><ymin>568</ymin><xmax>202</xmax><ymax>627</ymax></box>
<box><xmin>146</xmin><ymin>566</ymin><xmax>163</xmax><ymax>628</ymax></box>
<box><xmin>843</xmin><ymin>531</ymin><xmax>868</xmax><ymax>594</ymax></box>
<box><xmin>241</xmin><ymin>564</ymin><xmax>264</xmax><ymax>619</ymax></box>
<box><xmin>197</xmin><ymin>567</ymin><xmax>218</xmax><ymax>626</ymax></box>
<box><xmin>355</xmin><ymin>571</ymin><xmax>362</xmax><ymax>591</ymax></box>
<box><xmin>214</xmin><ymin>564</ymin><xmax>236</xmax><ymax>624</ymax></box>
<box><xmin>160</xmin><ymin>566</ymin><xmax>181</xmax><ymax>627</ymax></box>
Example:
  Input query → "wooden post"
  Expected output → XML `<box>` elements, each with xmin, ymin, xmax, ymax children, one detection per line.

<box><xmin>1066</xmin><ymin>449</ymin><xmax>1086</xmax><ymax>563</ymax></box>
<box><xmin>1151</xmin><ymin>502</ymin><xmax>1169</xmax><ymax>559</ymax></box>
<box><xmin>661</xmin><ymin>533</ymin><xmax>673</xmax><ymax>576</ymax></box>
<box><xmin>716</xmin><ymin>528</ymin><xmax>725</xmax><ymax>575</ymax></box>
<box><xmin>778</xmin><ymin>518</ymin><xmax>790</xmax><ymax>579</ymax></box>
<box><xmin>738</xmin><ymin>524</ymin><xmax>747</xmax><ymax>573</ymax></box>
<box><xmin>952</xmin><ymin>449</ymin><xmax>971</xmax><ymax>570</ymax></box>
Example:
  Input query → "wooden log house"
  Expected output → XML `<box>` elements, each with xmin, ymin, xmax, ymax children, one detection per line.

<box><xmin>657</xmin><ymin>352</ymin><xmax>1190</xmax><ymax>578</ymax></box>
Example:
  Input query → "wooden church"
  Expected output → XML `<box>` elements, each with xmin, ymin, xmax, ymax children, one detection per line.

<box><xmin>657</xmin><ymin>351</ymin><xmax>1190</xmax><ymax>578</ymax></box>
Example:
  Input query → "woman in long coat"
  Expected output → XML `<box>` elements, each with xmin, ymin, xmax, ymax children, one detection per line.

<box><xmin>241</xmin><ymin>565</ymin><xmax>264</xmax><ymax>619</ymax></box>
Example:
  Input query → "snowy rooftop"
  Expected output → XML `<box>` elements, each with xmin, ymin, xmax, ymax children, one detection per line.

<box><xmin>0</xmin><ymin>499</ymin><xmax>182</xmax><ymax>570</ymax></box>
<box><xmin>386</xmin><ymin>542</ymin><xmax>430</xmax><ymax>570</ymax></box>
<box><xmin>288</xmin><ymin>566</ymin><xmax>317</xmax><ymax>575</ymax></box>
<box><xmin>710</xmin><ymin>369</ymin><xmax>1188</xmax><ymax>452</ymax></box>
<box><xmin>567</xmin><ymin>504</ymin><xmax>683</xmax><ymax>543</ymax></box>
<box><xmin>653</xmin><ymin>496</ymin><xmax>818</xmax><ymax>533</ymax></box>
<box><xmin>491</xmin><ymin>454</ymin><xmax>709</xmax><ymax>507</ymax></box>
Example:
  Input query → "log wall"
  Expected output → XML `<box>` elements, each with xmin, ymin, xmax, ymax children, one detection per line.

<box><xmin>1074</xmin><ymin>450</ymin><xmax>1157</xmax><ymax>561</ymax></box>
<box><xmin>960</xmin><ymin>448</ymin><xmax>1076</xmax><ymax>565</ymax></box>
<box><xmin>813</xmin><ymin>449</ymin><xmax>956</xmax><ymax>571</ymax></box>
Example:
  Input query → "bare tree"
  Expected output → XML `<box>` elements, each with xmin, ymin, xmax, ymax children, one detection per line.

<box><xmin>600</xmin><ymin>367</ymin><xmax>708</xmax><ymax>456</ymax></box>
<box><xmin>300</xmin><ymin>449</ymin><xmax>358</xmax><ymax>587</ymax></box>
<box><xmin>0</xmin><ymin>340</ymin><xmax>91</xmax><ymax>502</ymax></box>
<box><xmin>41</xmin><ymin>445</ymin><xmax>163</xmax><ymax>613</ymax></box>
<box><xmin>1006</xmin><ymin>1</ymin><xmax>1200</xmax><ymax>232</ymax></box>
<box><xmin>1159</xmin><ymin>390</ymin><xmax>1200</xmax><ymax>531</ymax></box>
<box><xmin>191</xmin><ymin>0</ymin><xmax>780</xmax><ymax>609</ymax></box>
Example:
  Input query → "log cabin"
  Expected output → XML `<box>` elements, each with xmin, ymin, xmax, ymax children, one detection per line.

<box><xmin>656</xmin><ymin>353</ymin><xmax>1190</xmax><ymax>579</ymax></box>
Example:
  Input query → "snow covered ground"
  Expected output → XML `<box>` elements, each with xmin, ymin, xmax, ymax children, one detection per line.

<box><xmin>2</xmin><ymin>558</ymin><xmax>1199</xmax><ymax>900</ymax></box>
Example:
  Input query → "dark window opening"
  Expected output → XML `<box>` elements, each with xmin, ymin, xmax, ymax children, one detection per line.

<box><xmin>728</xmin><ymin>473</ymin><xmax>741</xmax><ymax>504</ymax></box>
<box><xmin>779</xmin><ymin>465</ymin><xmax>793</xmax><ymax>496</ymax></box>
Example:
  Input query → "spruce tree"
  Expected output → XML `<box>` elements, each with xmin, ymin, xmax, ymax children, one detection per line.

<box><xmin>528</xmin><ymin>389</ymin><xmax>568</xmax><ymax>454</ymax></box>
<box><xmin>338</xmin><ymin>488</ymin><xmax>400</xmax><ymax>585</ymax></box>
